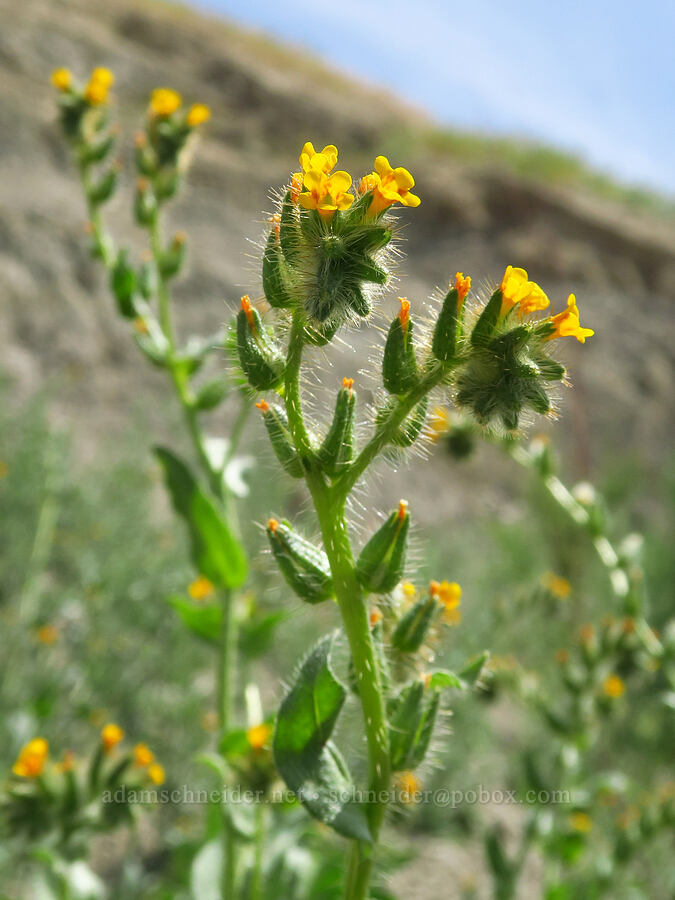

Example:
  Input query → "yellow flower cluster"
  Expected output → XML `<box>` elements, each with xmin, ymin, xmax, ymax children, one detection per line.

<box><xmin>189</xmin><ymin>575</ymin><xmax>215</xmax><ymax>601</ymax></box>
<box><xmin>12</xmin><ymin>738</ymin><xmax>48</xmax><ymax>778</ymax></box>
<box><xmin>85</xmin><ymin>67</ymin><xmax>114</xmax><ymax>106</ymax></box>
<box><xmin>50</xmin><ymin>66</ymin><xmax>114</xmax><ymax>105</ymax></box>
<box><xmin>101</xmin><ymin>722</ymin><xmax>125</xmax><ymax>753</ymax></box>
<box><xmin>134</xmin><ymin>742</ymin><xmax>165</xmax><ymax>784</ymax></box>
<box><xmin>430</xmin><ymin>579</ymin><xmax>462</xmax><ymax>625</ymax></box>
<box><xmin>148</xmin><ymin>88</ymin><xmax>211</xmax><ymax>128</ymax></box>
<box><xmin>499</xmin><ymin>265</ymin><xmax>593</xmax><ymax>342</ymax></box>
<box><xmin>291</xmin><ymin>141</ymin><xmax>420</xmax><ymax>218</ymax></box>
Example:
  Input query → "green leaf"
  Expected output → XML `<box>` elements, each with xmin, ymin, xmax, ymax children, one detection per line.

<box><xmin>166</xmin><ymin>595</ymin><xmax>221</xmax><ymax>644</ymax></box>
<box><xmin>154</xmin><ymin>447</ymin><xmax>247</xmax><ymax>589</ymax></box>
<box><xmin>459</xmin><ymin>650</ymin><xmax>490</xmax><ymax>685</ymax></box>
<box><xmin>273</xmin><ymin>632</ymin><xmax>371</xmax><ymax>842</ymax></box>
<box><xmin>427</xmin><ymin>670</ymin><xmax>465</xmax><ymax>691</ymax></box>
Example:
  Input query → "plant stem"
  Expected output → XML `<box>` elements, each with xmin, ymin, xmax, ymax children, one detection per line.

<box><xmin>250</xmin><ymin>800</ymin><xmax>267</xmax><ymax>900</ymax></box>
<box><xmin>283</xmin><ymin>313</ymin><xmax>391</xmax><ymax>900</ymax></box>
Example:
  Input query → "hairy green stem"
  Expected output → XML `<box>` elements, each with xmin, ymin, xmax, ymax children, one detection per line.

<box><xmin>283</xmin><ymin>313</ymin><xmax>391</xmax><ymax>900</ymax></box>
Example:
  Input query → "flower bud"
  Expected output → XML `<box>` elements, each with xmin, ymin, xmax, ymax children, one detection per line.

<box><xmin>388</xmin><ymin>679</ymin><xmax>439</xmax><ymax>771</ymax></box>
<box><xmin>382</xmin><ymin>299</ymin><xmax>419</xmax><ymax>395</ymax></box>
<box><xmin>262</xmin><ymin>224</ymin><xmax>295</xmax><ymax>309</ymax></box>
<box><xmin>356</xmin><ymin>501</ymin><xmax>410</xmax><ymax>594</ymax></box>
<box><xmin>279</xmin><ymin>191</ymin><xmax>302</xmax><ymax>265</ymax></box>
<box><xmin>236</xmin><ymin>296</ymin><xmax>285</xmax><ymax>391</ymax></box>
<box><xmin>266</xmin><ymin>518</ymin><xmax>334</xmax><ymax>604</ymax></box>
<box><xmin>432</xmin><ymin>273</ymin><xmax>470</xmax><ymax>362</ymax></box>
<box><xmin>392</xmin><ymin>595</ymin><xmax>443</xmax><ymax>653</ymax></box>
<box><xmin>257</xmin><ymin>400</ymin><xmax>304</xmax><ymax>478</ymax></box>
<box><xmin>110</xmin><ymin>249</ymin><xmax>137</xmax><ymax>319</ymax></box>
<box><xmin>318</xmin><ymin>378</ymin><xmax>356</xmax><ymax>476</ymax></box>
<box><xmin>159</xmin><ymin>232</ymin><xmax>187</xmax><ymax>279</ymax></box>
<box><xmin>134</xmin><ymin>178</ymin><xmax>156</xmax><ymax>226</ymax></box>
<box><xmin>193</xmin><ymin>377</ymin><xmax>229</xmax><ymax>412</ymax></box>
<box><xmin>87</xmin><ymin>166</ymin><xmax>118</xmax><ymax>207</ymax></box>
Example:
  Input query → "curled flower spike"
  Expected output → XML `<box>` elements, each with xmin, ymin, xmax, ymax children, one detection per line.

<box><xmin>149</xmin><ymin>87</ymin><xmax>182</xmax><ymax>117</ymax></box>
<box><xmin>50</xmin><ymin>68</ymin><xmax>72</xmax><ymax>91</ymax></box>
<box><xmin>247</xmin><ymin>722</ymin><xmax>272</xmax><ymax>751</ymax></box>
<box><xmin>500</xmin><ymin>265</ymin><xmax>549</xmax><ymax>316</ymax></box>
<box><xmin>101</xmin><ymin>723</ymin><xmax>124</xmax><ymax>753</ymax></box>
<box><xmin>364</xmin><ymin>156</ymin><xmax>421</xmax><ymax>215</ymax></box>
<box><xmin>298</xmin><ymin>169</ymin><xmax>354</xmax><ymax>216</ymax></box>
<box><xmin>187</xmin><ymin>103</ymin><xmax>211</xmax><ymax>127</ymax></box>
<box><xmin>12</xmin><ymin>738</ymin><xmax>48</xmax><ymax>778</ymax></box>
<box><xmin>547</xmin><ymin>294</ymin><xmax>594</xmax><ymax>343</ymax></box>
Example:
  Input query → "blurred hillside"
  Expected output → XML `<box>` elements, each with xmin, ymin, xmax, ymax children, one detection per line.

<box><xmin>1</xmin><ymin>0</ymin><xmax>674</xmax><ymax>521</ymax></box>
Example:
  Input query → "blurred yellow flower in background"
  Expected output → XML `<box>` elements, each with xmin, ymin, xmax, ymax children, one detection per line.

<box><xmin>12</xmin><ymin>738</ymin><xmax>48</xmax><ymax>777</ymax></box>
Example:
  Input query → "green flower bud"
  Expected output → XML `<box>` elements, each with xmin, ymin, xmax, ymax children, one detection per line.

<box><xmin>279</xmin><ymin>191</ymin><xmax>302</xmax><ymax>265</ymax></box>
<box><xmin>159</xmin><ymin>233</ymin><xmax>187</xmax><ymax>280</ymax></box>
<box><xmin>193</xmin><ymin>377</ymin><xmax>229</xmax><ymax>412</ymax></box>
<box><xmin>262</xmin><ymin>223</ymin><xmax>295</xmax><ymax>309</ymax></box>
<box><xmin>356</xmin><ymin>501</ymin><xmax>410</xmax><ymax>594</ymax></box>
<box><xmin>392</xmin><ymin>595</ymin><xmax>443</xmax><ymax>653</ymax></box>
<box><xmin>87</xmin><ymin>165</ymin><xmax>118</xmax><ymax>206</ymax></box>
<box><xmin>432</xmin><ymin>274</ymin><xmax>471</xmax><ymax>362</ymax></box>
<box><xmin>318</xmin><ymin>378</ymin><xmax>356</xmax><ymax>477</ymax></box>
<box><xmin>387</xmin><ymin>679</ymin><xmax>440</xmax><ymax>771</ymax></box>
<box><xmin>471</xmin><ymin>288</ymin><xmax>503</xmax><ymax>348</ymax></box>
<box><xmin>382</xmin><ymin>299</ymin><xmax>419</xmax><ymax>395</ymax></box>
<box><xmin>78</xmin><ymin>133</ymin><xmax>116</xmax><ymax>166</ymax></box>
<box><xmin>236</xmin><ymin>295</ymin><xmax>285</xmax><ymax>391</ymax></box>
<box><xmin>256</xmin><ymin>400</ymin><xmax>304</xmax><ymax>478</ymax></box>
<box><xmin>134</xmin><ymin>131</ymin><xmax>157</xmax><ymax>176</ymax></box>
<box><xmin>134</xmin><ymin>178</ymin><xmax>156</xmax><ymax>226</ymax></box>
<box><xmin>377</xmin><ymin>396</ymin><xmax>429</xmax><ymax>449</ymax></box>
<box><xmin>266</xmin><ymin>518</ymin><xmax>334</xmax><ymax>604</ymax></box>
<box><xmin>110</xmin><ymin>250</ymin><xmax>137</xmax><ymax>319</ymax></box>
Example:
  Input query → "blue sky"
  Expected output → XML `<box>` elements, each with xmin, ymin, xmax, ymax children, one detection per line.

<box><xmin>191</xmin><ymin>0</ymin><xmax>674</xmax><ymax>194</ymax></box>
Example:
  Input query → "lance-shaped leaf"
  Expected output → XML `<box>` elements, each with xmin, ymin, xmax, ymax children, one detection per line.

<box><xmin>154</xmin><ymin>447</ymin><xmax>247</xmax><ymax>589</ymax></box>
<box><xmin>166</xmin><ymin>595</ymin><xmax>221</xmax><ymax>644</ymax></box>
<box><xmin>273</xmin><ymin>632</ymin><xmax>371</xmax><ymax>842</ymax></box>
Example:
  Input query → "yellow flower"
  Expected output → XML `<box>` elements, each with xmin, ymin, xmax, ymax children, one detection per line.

<box><xmin>101</xmin><ymin>723</ymin><xmax>125</xmax><ymax>753</ymax></box>
<box><xmin>541</xmin><ymin>572</ymin><xmax>571</xmax><ymax>599</ymax></box>
<box><xmin>12</xmin><ymin>738</ymin><xmax>49</xmax><ymax>778</ymax></box>
<box><xmin>369</xmin><ymin>608</ymin><xmax>383</xmax><ymax>628</ymax></box>
<box><xmin>0</xmin><ymin>460</ymin><xmax>8</xmax><ymax>478</ymax></box>
<box><xmin>90</xmin><ymin>67</ymin><xmax>114</xmax><ymax>89</ymax></box>
<box><xmin>149</xmin><ymin>88</ymin><xmax>182</xmax><ymax>117</ymax></box>
<box><xmin>299</xmin><ymin>141</ymin><xmax>338</xmax><ymax>175</ymax></box>
<box><xmin>84</xmin><ymin>79</ymin><xmax>110</xmax><ymax>106</ymax></box>
<box><xmin>428</xmin><ymin>406</ymin><xmax>450</xmax><ymax>443</ymax></box>
<box><xmin>187</xmin><ymin>103</ymin><xmax>211</xmax><ymax>127</ymax></box>
<box><xmin>430</xmin><ymin>579</ymin><xmax>462</xmax><ymax>625</ymax></box>
<box><xmin>246</xmin><ymin>723</ymin><xmax>272</xmax><ymax>751</ymax></box>
<box><xmin>36</xmin><ymin>624</ymin><xmax>59</xmax><ymax>645</ymax></box>
<box><xmin>603</xmin><ymin>674</ymin><xmax>626</xmax><ymax>699</ymax></box>
<box><xmin>394</xmin><ymin>770</ymin><xmax>422</xmax><ymax>803</ymax></box>
<box><xmin>133</xmin><ymin>743</ymin><xmax>155</xmax><ymax>767</ymax></box>
<box><xmin>147</xmin><ymin>763</ymin><xmax>166</xmax><ymax>785</ymax></box>
<box><xmin>402</xmin><ymin>582</ymin><xmax>417</xmax><ymax>600</ymax></box>
<box><xmin>547</xmin><ymin>294</ymin><xmax>594</xmax><ymax>343</ymax></box>
<box><xmin>363</xmin><ymin>156</ymin><xmax>421</xmax><ymax>214</ymax></box>
<box><xmin>298</xmin><ymin>169</ymin><xmax>354</xmax><ymax>217</ymax></box>
<box><xmin>500</xmin><ymin>266</ymin><xmax>550</xmax><ymax>316</ymax></box>
<box><xmin>455</xmin><ymin>272</ymin><xmax>471</xmax><ymax>305</ymax></box>
<box><xmin>555</xmin><ymin>648</ymin><xmax>570</xmax><ymax>664</ymax></box>
<box><xmin>51</xmin><ymin>68</ymin><xmax>72</xmax><ymax>91</ymax></box>
<box><xmin>570</xmin><ymin>811</ymin><xmax>592</xmax><ymax>833</ymax></box>
<box><xmin>188</xmin><ymin>575</ymin><xmax>215</xmax><ymax>601</ymax></box>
